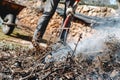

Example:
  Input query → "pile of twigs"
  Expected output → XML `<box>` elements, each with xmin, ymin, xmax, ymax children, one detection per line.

<box><xmin>0</xmin><ymin>39</ymin><xmax>120</xmax><ymax>80</ymax></box>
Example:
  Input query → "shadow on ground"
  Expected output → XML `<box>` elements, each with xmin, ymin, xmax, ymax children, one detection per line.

<box><xmin>10</xmin><ymin>33</ymin><xmax>32</xmax><ymax>41</ymax></box>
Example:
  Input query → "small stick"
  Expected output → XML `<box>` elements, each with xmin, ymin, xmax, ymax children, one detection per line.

<box><xmin>72</xmin><ymin>33</ymin><xmax>82</xmax><ymax>56</ymax></box>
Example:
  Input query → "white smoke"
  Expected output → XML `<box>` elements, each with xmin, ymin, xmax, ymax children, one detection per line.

<box><xmin>68</xmin><ymin>16</ymin><xmax>120</xmax><ymax>56</ymax></box>
<box><xmin>48</xmin><ymin>15</ymin><xmax>120</xmax><ymax>62</ymax></box>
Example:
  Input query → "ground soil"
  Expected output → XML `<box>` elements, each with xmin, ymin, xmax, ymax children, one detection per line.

<box><xmin>0</xmin><ymin>1</ymin><xmax>116</xmax><ymax>46</ymax></box>
<box><xmin>0</xmin><ymin>1</ymin><xmax>120</xmax><ymax>80</ymax></box>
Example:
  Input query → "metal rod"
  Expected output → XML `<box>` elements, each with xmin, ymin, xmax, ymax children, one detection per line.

<box><xmin>52</xmin><ymin>27</ymin><xmax>70</xmax><ymax>30</ymax></box>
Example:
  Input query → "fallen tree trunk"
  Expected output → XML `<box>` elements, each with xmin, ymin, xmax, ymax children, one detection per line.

<box><xmin>56</xmin><ymin>7</ymin><xmax>120</xmax><ymax>28</ymax></box>
<box><xmin>56</xmin><ymin>7</ymin><xmax>105</xmax><ymax>24</ymax></box>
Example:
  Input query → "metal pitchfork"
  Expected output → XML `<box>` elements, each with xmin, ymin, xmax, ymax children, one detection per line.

<box><xmin>59</xmin><ymin>0</ymin><xmax>80</xmax><ymax>44</ymax></box>
<box><xmin>48</xmin><ymin>0</ymin><xmax>82</xmax><ymax>57</ymax></box>
<box><xmin>48</xmin><ymin>0</ymin><xmax>81</xmax><ymax>44</ymax></box>
<box><xmin>58</xmin><ymin>0</ymin><xmax>81</xmax><ymax>45</ymax></box>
